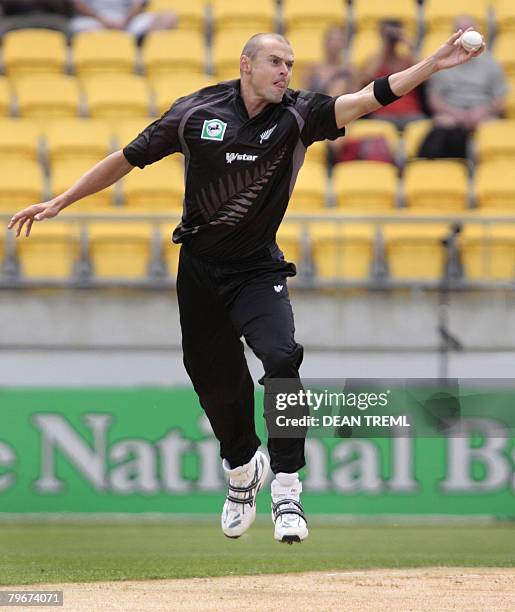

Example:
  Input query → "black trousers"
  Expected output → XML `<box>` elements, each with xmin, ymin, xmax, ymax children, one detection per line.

<box><xmin>176</xmin><ymin>244</ymin><xmax>305</xmax><ymax>474</ymax></box>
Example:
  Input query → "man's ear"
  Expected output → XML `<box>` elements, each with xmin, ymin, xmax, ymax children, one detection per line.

<box><xmin>240</xmin><ymin>55</ymin><xmax>252</xmax><ymax>74</ymax></box>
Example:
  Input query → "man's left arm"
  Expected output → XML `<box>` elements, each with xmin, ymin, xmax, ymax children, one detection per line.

<box><xmin>334</xmin><ymin>28</ymin><xmax>485</xmax><ymax>128</ymax></box>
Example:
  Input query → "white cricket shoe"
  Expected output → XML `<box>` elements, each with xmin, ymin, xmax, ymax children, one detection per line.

<box><xmin>221</xmin><ymin>450</ymin><xmax>269</xmax><ymax>539</ymax></box>
<box><xmin>271</xmin><ymin>472</ymin><xmax>308</xmax><ymax>544</ymax></box>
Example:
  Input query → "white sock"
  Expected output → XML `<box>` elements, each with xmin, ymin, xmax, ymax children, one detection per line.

<box><xmin>275</xmin><ymin>472</ymin><xmax>298</xmax><ymax>486</ymax></box>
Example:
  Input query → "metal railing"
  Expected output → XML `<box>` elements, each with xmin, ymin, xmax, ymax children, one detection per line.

<box><xmin>1</xmin><ymin>211</ymin><xmax>515</xmax><ymax>291</ymax></box>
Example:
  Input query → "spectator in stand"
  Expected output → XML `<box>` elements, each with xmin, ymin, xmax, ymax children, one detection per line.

<box><xmin>69</xmin><ymin>0</ymin><xmax>178</xmax><ymax>41</ymax></box>
<box><xmin>360</xmin><ymin>19</ymin><xmax>426</xmax><ymax>129</ymax></box>
<box><xmin>0</xmin><ymin>1</ymin><xmax>71</xmax><ymax>36</ymax></box>
<box><xmin>303</xmin><ymin>26</ymin><xmax>360</xmax><ymax>97</ymax></box>
<box><xmin>303</xmin><ymin>27</ymin><xmax>360</xmax><ymax>166</ymax></box>
<box><xmin>419</xmin><ymin>15</ymin><xmax>507</xmax><ymax>159</ymax></box>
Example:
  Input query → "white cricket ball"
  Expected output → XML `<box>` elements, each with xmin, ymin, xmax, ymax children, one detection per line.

<box><xmin>461</xmin><ymin>30</ymin><xmax>483</xmax><ymax>52</ymax></box>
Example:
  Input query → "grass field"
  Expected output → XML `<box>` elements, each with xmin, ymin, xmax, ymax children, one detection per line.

<box><xmin>0</xmin><ymin>522</ymin><xmax>513</xmax><ymax>585</ymax></box>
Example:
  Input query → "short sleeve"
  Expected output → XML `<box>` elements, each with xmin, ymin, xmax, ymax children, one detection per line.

<box><xmin>299</xmin><ymin>91</ymin><xmax>345</xmax><ymax>147</ymax></box>
<box><xmin>122</xmin><ymin>102</ymin><xmax>184</xmax><ymax>169</ymax></box>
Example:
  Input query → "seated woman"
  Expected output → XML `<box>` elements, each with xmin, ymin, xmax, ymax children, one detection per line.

<box><xmin>303</xmin><ymin>26</ymin><xmax>360</xmax><ymax>97</ymax></box>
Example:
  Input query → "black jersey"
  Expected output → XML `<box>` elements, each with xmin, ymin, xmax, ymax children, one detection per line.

<box><xmin>123</xmin><ymin>79</ymin><xmax>344</xmax><ymax>261</ymax></box>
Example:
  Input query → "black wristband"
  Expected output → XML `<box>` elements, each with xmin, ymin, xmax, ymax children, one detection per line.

<box><xmin>373</xmin><ymin>75</ymin><xmax>401</xmax><ymax>106</ymax></box>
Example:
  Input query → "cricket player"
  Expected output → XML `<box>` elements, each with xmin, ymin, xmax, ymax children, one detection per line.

<box><xmin>8</xmin><ymin>29</ymin><xmax>483</xmax><ymax>543</ymax></box>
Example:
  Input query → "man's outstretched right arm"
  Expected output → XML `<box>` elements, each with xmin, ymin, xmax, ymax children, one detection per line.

<box><xmin>7</xmin><ymin>150</ymin><xmax>134</xmax><ymax>238</ymax></box>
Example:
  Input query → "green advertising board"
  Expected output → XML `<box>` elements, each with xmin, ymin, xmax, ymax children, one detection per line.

<box><xmin>0</xmin><ymin>388</ymin><xmax>513</xmax><ymax>517</ymax></box>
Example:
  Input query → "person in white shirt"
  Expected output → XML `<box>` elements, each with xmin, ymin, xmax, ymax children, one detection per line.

<box><xmin>70</xmin><ymin>0</ymin><xmax>177</xmax><ymax>40</ymax></box>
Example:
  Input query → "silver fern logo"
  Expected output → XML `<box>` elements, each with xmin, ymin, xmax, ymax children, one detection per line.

<box><xmin>259</xmin><ymin>124</ymin><xmax>277</xmax><ymax>144</ymax></box>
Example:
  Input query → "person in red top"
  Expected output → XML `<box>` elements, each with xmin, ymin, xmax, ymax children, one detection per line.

<box><xmin>361</xmin><ymin>19</ymin><xmax>426</xmax><ymax>128</ymax></box>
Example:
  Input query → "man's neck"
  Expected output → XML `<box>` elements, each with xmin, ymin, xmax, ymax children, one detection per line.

<box><xmin>240</xmin><ymin>80</ymin><xmax>270</xmax><ymax>118</ymax></box>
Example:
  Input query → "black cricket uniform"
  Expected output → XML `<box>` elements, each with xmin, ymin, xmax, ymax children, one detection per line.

<box><xmin>123</xmin><ymin>79</ymin><xmax>345</xmax><ymax>474</ymax></box>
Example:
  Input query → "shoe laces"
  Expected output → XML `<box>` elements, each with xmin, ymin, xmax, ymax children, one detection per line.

<box><xmin>226</xmin><ymin>463</ymin><xmax>260</xmax><ymax>509</ymax></box>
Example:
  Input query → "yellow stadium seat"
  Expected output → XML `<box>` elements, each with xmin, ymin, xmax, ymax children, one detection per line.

<box><xmin>420</xmin><ymin>31</ymin><xmax>456</xmax><ymax>60</ymax></box>
<box><xmin>212</xmin><ymin>0</ymin><xmax>276</xmax><ymax>32</ymax></box>
<box><xmin>345</xmin><ymin>119</ymin><xmax>400</xmax><ymax>159</ymax></box>
<box><xmin>50</xmin><ymin>160</ymin><xmax>114</xmax><ymax>208</ymax></box>
<box><xmin>3</xmin><ymin>29</ymin><xmax>67</xmax><ymax>80</ymax></box>
<box><xmin>350</xmin><ymin>29</ymin><xmax>414</xmax><ymax>68</ymax></box>
<box><xmin>162</xmin><ymin>238</ymin><xmax>182</xmax><ymax>278</ymax></box>
<box><xmin>475</xmin><ymin>119</ymin><xmax>515</xmax><ymax>163</ymax></box>
<box><xmin>424</xmin><ymin>0</ymin><xmax>488</xmax><ymax>35</ymax></box>
<box><xmin>283</xmin><ymin>0</ymin><xmax>346</xmax><ymax>32</ymax></box>
<box><xmin>285</xmin><ymin>29</ymin><xmax>326</xmax><ymax>89</ymax></box>
<box><xmin>475</xmin><ymin>161</ymin><xmax>515</xmax><ymax>208</ymax></box>
<box><xmin>310</xmin><ymin>222</ymin><xmax>375</xmax><ymax>280</ymax></box>
<box><xmin>83</xmin><ymin>75</ymin><xmax>151</xmax><ymax>120</ymax></box>
<box><xmin>349</xmin><ymin>30</ymin><xmax>381</xmax><ymax>67</ymax></box>
<box><xmin>15</xmin><ymin>222</ymin><xmax>80</xmax><ymax>280</ymax></box>
<box><xmin>382</xmin><ymin>221</ymin><xmax>450</xmax><ymax>281</ymax></box>
<box><xmin>403</xmin><ymin>119</ymin><xmax>433</xmax><ymax>160</ymax></box>
<box><xmin>333</xmin><ymin>161</ymin><xmax>398</xmax><ymax>211</ymax></box>
<box><xmin>460</xmin><ymin>216</ymin><xmax>515</xmax><ymax>280</ymax></box>
<box><xmin>212</xmin><ymin>29</ymin><xmax>263</xmax><ymax>80</ymax></box>
<box><xmin>290</xmin><ymin>162</ymin><xmax>328</xmax><ymax>210</ymax></box>
<box><xmin>73</xmin><ymin>31</ymin><xmax>136</xmax><ymax>79</ymax></box>
<box><xmin>87</xmin><ymin>221</ymin><xmax>155</xmax><ymax>279</ymax></box>
<box><xmin>147</xmin><ymin>0</ymin><xmax>205</xmax><ymax>32</ymax></box>
<box><xmin>152</xmin><ymin>75</ymin><xmax>216</xmax><ymax>115</ymax></box>
<box><xmin>14</xmin><ymin>75</ymin><xmax>80</xmax><ymax>120</ymax></box>
<box><xmin>0</xmin><ymin>119</ymin><xmax>40</xmax><ymax>162</ymax></box>
<box><xmin>0</xmin><ymin>78</ymin><xmax>11</xmax><ymax>116</ymax></box>
<box><xmin>123</xmin><ymin>160</ymin><xmax>185</xmax><ymax>209</ymax></box>
<box><xmin>276</xmin><ymin>222</ymin><xmax>304</xmax><ymax>265</ymax></box>
<box><xmin>113</xmin><ymin>117</ymin><xmax>156</xmax><ymax>149</ymax></box>
<box><xmin>143</xmin><ymin>31</ymin><xmax>206</xmax><ymax>82</ymax></box>
<box><xmin>404</xmin><ymin>160</ymin><xmax>469</xmax><ymax>210</ymax></box>
<box><xmin>353</xmin><ymin>0</ymin><xmax>417</xmax><ymax>36</ymax></box>
<box><xmin>0</xmin><ymin>159</ymin><xmax>44</xmax><ymax>209</ymax></box>
<box><xmin>305</xmin><ymin>140</ymin><xmax>328</xmax><ymax>165</ymax></box>
<box><xmin>493</xmin><ymin>0</ymin><xmax>515</xmax><ymax>33</ymax></box>
<box><xmin>45</xmin><ymin>119</ymin><xmax>112</xmax><ymax>165</ymax></box>
<box><xmin>493</xmin><ymin>33</ymin><xmax>515</xmax><ymax>79</ymax></box>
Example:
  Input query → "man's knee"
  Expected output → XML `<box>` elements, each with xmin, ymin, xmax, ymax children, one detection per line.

<box><xmin>262</xmin><ymin>342</ymin><xmax>304</xmax><ymax>378</ymax></box>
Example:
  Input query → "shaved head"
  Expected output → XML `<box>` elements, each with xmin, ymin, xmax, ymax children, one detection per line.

<box><xmin>239</xmin><ymin>32</ymin><xmax>294</xmax><ymax>114</ymax></box>
<box><xmin>241</xmin><ymin>33</ymin><xmax>291</xmax><ymax>61</ymax></box>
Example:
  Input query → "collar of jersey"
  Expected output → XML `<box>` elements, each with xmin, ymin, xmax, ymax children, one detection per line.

<box><xmin>226</xmin><ymin>79</ymin><xmax>295</xmax><ymax>123</ymax></box>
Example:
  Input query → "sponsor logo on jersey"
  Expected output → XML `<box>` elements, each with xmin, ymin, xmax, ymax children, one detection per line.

<box><xmin>201</xmin><ymin>119</ymin><xmax>227</xmax><ymax>141</ymax></box>
<box><xmin>226</xmin><ymin>152</ymin><xmax>258</xmax><ymax>164</ymax></box>
<box><xmin>260</xmin><ymin>124</ymin><xmax>277</xmax><ymax>144</ymax></box>
<box><xmin>274</xmin><ymin>284</ymin><xmax>283</xmax><ymax>293</ymax></box>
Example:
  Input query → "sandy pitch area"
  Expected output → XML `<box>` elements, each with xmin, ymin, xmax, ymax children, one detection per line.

<box><xmin>7</xmin><ymin>568</ymin><xmax>515</xmax><ymax>611</ymax></box>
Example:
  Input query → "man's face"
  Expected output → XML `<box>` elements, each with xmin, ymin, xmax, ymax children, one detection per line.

<box><xmin>243</xmin><ymin>38</ymin><xmax>294</xmax><ymax>104</ymax></box>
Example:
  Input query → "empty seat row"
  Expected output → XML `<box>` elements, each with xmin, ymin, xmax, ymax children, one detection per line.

<box><xmin>2</xmin><ymin>114</ymin><xmax>515</xmax><ymax>167</ymax></box>
<box><xmin>280</xmin><ymin>215</ymin><xmax>515</xmax><ymax>282</ymax></box>
<box><xmin>0</xmin><ymin>157</ymin><xmax>184</xmax><ymax>210</ymax></box>
<box><xmin>292</xmin><ymin>159</ymin><xmax>515</xmax><ymax>211</ymax></box>
<box><xmin>0</xmin><ymin>220</ymin><xmax>180</xmax><ymax>281</ymax></box>
<box><xmin>0</xmin><ymin>74</ymin><xmax>218</xmax><ymax>119</ymax></box>
<box><xmin>3</xmin><ymin>25</ymin><xmax>515</xmax><ymax>83</ymax></box>
<box><xmin>2</xmin><ymin>214</ymin><xmax>514</xmax><ymax>283</ymax></box>
<box><xmin>0</xmin><ymin>154</ymin><xmax>513</xmax><ymax>214</ymax></box>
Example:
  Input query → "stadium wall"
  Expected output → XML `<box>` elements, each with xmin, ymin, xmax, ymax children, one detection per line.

<box><xmin>2</xmin><ymin>290</ymin><xmax>515</xmax><ymax>383</ymax></box>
